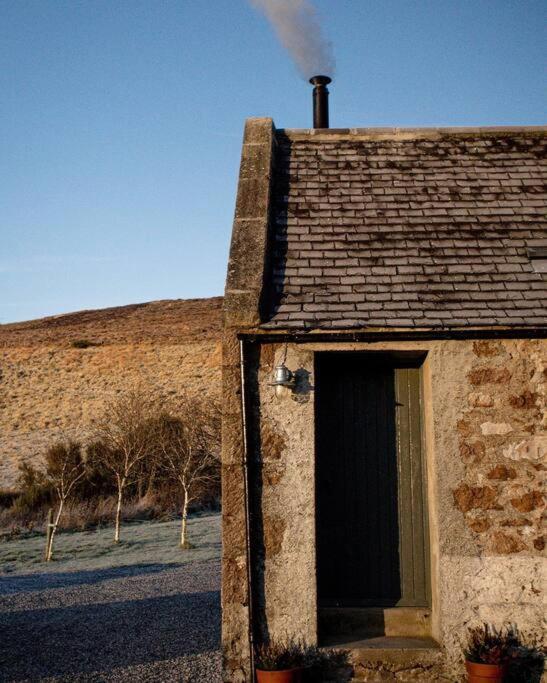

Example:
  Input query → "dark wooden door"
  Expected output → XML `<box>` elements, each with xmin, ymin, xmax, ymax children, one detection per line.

<box><xmin>315</xmin><ymin>353</ymin><xmax>430</xmax><ymax>608</ymax></box>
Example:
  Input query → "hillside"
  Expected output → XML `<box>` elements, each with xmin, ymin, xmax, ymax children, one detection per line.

<box><xmin>0</xmin><ymin>297</ymin><xmax>223</xmax><ymax>489</ymax></box>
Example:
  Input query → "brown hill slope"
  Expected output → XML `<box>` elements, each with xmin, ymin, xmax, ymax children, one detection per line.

<box><xmin>0</xmin><ymin>297</ymin><xmax>223</xmax><ymax>489</ymax></box>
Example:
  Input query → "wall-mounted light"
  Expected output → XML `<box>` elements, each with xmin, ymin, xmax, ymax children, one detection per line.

<box><xmin>269</xmin><ymin>343</ymin><xmax>295</xmax><ymax>396</ymax></box>
<box><xmin>270</xmin><ymin>362</ymin><xmax>294</xmax><ymax>388</ymax></box>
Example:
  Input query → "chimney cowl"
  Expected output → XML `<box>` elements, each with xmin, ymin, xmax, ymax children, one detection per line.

<box><xmin>309</xmin><ymin>75</ymin><xmax>331</xmax><ymax>129</ymax></box>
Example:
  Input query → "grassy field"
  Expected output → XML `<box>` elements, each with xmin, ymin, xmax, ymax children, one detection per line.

<box><xmin>0</xmin><ymin>512</ymin><xmax>220</xmax><ymax>576</ymax></box>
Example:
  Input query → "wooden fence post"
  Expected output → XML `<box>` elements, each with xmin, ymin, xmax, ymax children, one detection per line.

<box><xmin>44</xmin><ymin>508</ymin><xmax>53</xmax><ymax>561</ymax></box>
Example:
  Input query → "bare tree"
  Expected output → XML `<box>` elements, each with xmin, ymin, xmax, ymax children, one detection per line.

<box><xmin>156</xmin><ymin>397</ymin><xmax>220</xmax><ymax>548</ymax></box>
<box><xmin>44</xmin><ymin>441</ymin><xmax>86</xmax><ymax>561</ymax></box>
<box><xmin>91</xmin><ymin>388</ymin><xmax>157</xmax><ymax>543</ymax></box>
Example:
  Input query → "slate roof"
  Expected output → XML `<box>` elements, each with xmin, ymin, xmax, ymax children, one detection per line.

<box><xmin>262</xmin><ymin>127</ymin><xmax>547</xmax><ymax>329</ymax></box>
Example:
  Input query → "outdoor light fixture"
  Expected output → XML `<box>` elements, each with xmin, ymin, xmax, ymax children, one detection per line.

<box><xmin>269</xmin><ymin>344</ymin><xmax>295</xmax><ymax>394</ymax></box>
<box><xmin>270</xmin><ymin>362</ymin><xmax>294</xmax><ymax>388</ymax></box>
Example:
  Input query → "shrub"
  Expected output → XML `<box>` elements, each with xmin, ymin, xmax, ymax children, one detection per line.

<box><xmin>70</xmin><ymin>339</ymin><xmax>99</xmax><ymax>349</ymax></box>
<box><xmin>0</xmin><ymin>490</ymin><xmax>18</xmax><ymax>509</ymax></box>
<box><xmin>505</xmin><ymin>629</ymin><xmax>545</xmax><ymax>683</ymax></box>
<box><xmin>464</xmin><ymin>623</ymin><xmax>518</xmax><ymax>665</ymax></box>
<box><xmin>307</xmin><ymin>648</ymin><xmax>350</xmax><ymax>677</ymax></box>
<box><xmin>13</xmin><ymin>462</ymin><xmax>53</xmax><ymax>513</ymax></box>
<box><xmin>0</xmin><ymin>495</ymin><xmax>170</xmax><ymax>538</ymax></box>
<box><xmin>0</xmin><ymin>504</ymin><xmax>45</xmax><ymax>540</ymax></box>
<box><xmin>464</xmin><ymin>623</ymin><xmax>545</xmax><ymax>677</ymax></box>
<box><xmin>57</xmin><ymin>495</ymin><xmax>164</xmax><ymax>531</ymax></box>
<box><xmin>255</xmin><ymin>640</ymin><xmax>318</xmax><ymax>671</ymax></box>
<box><xmin>43</xmin><ymin>440</ymin><xmax>87</xmax><ymax>560</ymax></box>
<box><xmin>2</xmin><ymin>389</ymin><xmax>221</xmax><ymax>541</ymax></box>
<box><xmin>81</xmin><ymin>442</ymin><xmax>117</xmax><ymax>498</ymax></box>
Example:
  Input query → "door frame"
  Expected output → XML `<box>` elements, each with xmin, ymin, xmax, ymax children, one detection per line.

<box><xmin>313</xmin><ymin>350</ymin><xmax>431</xmax><ymax>611</ymax></box>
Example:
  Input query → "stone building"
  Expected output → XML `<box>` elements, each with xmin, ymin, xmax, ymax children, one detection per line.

<box><xmin>222</xmin><ymin>119</ymin><xmax>546</xmax><ymax>681</ymax></box>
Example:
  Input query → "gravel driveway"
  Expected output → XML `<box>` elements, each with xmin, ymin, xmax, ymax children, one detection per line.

<box><xmin>0</xmin><ymin>518</ymin><xmax>221</xmax><ymax>682</ymax></box>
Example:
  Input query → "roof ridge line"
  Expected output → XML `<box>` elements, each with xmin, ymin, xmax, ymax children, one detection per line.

<box><xmin>277</xmin><ymin>125</ymin><xmax>547</xmax><ymax>138</ymax></box>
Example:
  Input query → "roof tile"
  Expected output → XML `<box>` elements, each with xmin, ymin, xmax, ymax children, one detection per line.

<box><xmin>263</xmin><ymin>129</ymin><xmax>547</xmax><ymax>329</ymax></box>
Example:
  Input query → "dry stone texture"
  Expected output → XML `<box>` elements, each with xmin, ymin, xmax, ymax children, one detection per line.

<box><xmin>454</xmin><ymin>339</ymin><xmax>546</xmax><ymax>556</ymax></box>
<box><xmin>241</xmin><ymin>339</ymin><xmax>545</xmax><ymax>681</ymax></box>
<box><xmin>221</xmin><ymin>120</ymin><xmax>547</xmax><ymax>683</ymax></box>
<box><xmin>222</xmin><ymin>118</ymin><xmax>276</xmax><ymax>683</ymax></box>
<box><xmin>253</xmin><ymin>344</ymin><xmax>316</xmax><ymax>645</ymax></box>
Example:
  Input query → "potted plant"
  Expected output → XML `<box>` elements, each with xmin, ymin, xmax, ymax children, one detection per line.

<box><xmin>464</xmin><ymin>623</ymin><xmax>516</xmax><ymax>682</ymax></box>
<box><xmin>505</xmin><ymin>629</ymin><xmax>545</xmax><ymax>683</ymax></box>
<box><xmin>255</xmin><ymin>639</ymin><xmax>315</xmax><ymax>683</ymax></box>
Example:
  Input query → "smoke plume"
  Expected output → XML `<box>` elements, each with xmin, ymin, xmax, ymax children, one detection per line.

<box><xmin>250</xmin><ymin>0</ymin><xmax>335</xmax><ymax>79</ymax></box>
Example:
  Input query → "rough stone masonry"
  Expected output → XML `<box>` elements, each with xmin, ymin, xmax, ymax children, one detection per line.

<box><xmin>222</xmin><ymin>119</ymin><xmax>546</xmax><ymax>682</ymax></box>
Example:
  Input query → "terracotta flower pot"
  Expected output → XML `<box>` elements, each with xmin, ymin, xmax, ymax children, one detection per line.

<box><xmin>465</xmin><ymin>660</ymin><xmax>507</xmax><ymax>682</ymax></box>
<box><xmin>256</xmin><ymin>668</ymin><xmax>303</xmax><ymax>683</ymax></box>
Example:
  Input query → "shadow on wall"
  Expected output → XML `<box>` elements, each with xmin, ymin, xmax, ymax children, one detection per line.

<box><xmin>0</xmin><ymin>589</ymin><xmax>220</xmax><ymax>679</ymax></box>
<box><xmin>292</xmin><ymin>368</ymin><xmax>314</xmax><ymax>403</ymax></box>
<box><xmin>259</xmin><ymin>133</ymin><xmax>291</xmax><ymax>322</ymax></box>
<box><xmin>246</xmin><ymin>344</ymin><xmax>269</xmax><ymax>645</ymax></box>
<box><xmin>507</xmin><ymin>652</ymin><xmax>545</xmax><ymax>683</ymax></box>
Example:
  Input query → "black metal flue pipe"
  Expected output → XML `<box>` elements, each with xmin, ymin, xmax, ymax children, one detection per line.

<box><xmin>309</xmin><ymin>75</ymin><xmax>331</xmax><ymax>129</ymax></box>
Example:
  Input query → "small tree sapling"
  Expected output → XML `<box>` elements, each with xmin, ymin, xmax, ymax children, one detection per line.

<box><xmin>44</xmin><ymin>441</ymin><xmax>86</xmax><ymax>561</ymax></box>
<box><xmin>156</xmin><ymin>397</ymin><xmax>219</xmax><ymax>548</ymax></box>
<box><xmin>92</xmin><ymin>387</ymin><xmax>157</xmax><ymax>543</ymax></box>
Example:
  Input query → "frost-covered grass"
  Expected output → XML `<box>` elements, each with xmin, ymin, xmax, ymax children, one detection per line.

<box><xmin>0</xmin><ymin>512</ymin><xmax>221</xmax><ymax>681</ymax></box>
<box><xmin>0</xmin><ymin>512</ymin><xmax>220</xmax><ymax>576</ymax></box>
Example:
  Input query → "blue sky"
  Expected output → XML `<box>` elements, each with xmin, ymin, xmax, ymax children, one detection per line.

<box><xmin>1</xmin><ymin>0</ymin><xmax>545</xmax><ymax>323</ymax></box>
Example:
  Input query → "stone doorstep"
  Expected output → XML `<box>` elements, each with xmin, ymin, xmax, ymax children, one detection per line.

<box><xmin>319</xmin><ymin>607</ymin><xmax>433</xmax><ymax>640</ymax></box>
<box><xmin>346</xmin><ymin>637</ymin><xmax>441</xmax><ymax>659</ymax></box>
<box><xmin>319</xmin><ymin>638</ymin><xmax>443</xmax><ymax>683</ymax></box>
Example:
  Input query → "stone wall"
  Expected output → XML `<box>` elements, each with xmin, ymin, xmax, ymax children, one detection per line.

<box><xmin>233</xmin><ymin>337</ymin><xmax>545</xmax><ymax>681</ymax></box>
<box><xmin>222</xmin><ymin>118</ymin><xmax>276</xmax><ymax>682</ymax></box>
<box><xmin>437</xmin><ymin>338</ymin><xmax>545</xmax><ymax>676</ymax></box>
<box><xmin>252</xmin><ymin>343</ymin><xmax>316</xmax><ymax>643</ymax></box>
<box><xmin>452</xmin><ymin>340</ymin><xmax>544</xmax><ymax>555</ymax></box>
